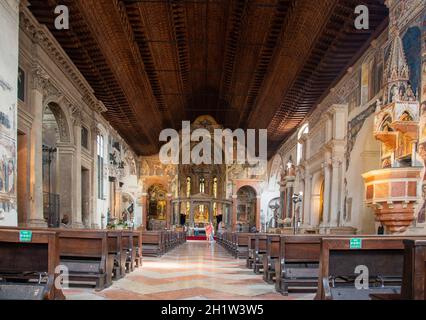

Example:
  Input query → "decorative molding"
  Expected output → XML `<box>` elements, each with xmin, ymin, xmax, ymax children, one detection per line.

<box><xmin>31</xmin><ymin>65</ymin><xmax>49</xmax><ymax>92</ymax></box>
<box><xmin>19</xmin><ymin>7</ymin><xmax>104</xmax><ymax>115</ymax></box>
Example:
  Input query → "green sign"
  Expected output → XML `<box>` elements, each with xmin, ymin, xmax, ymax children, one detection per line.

<box><xmin>19</xmin><ymin>230</ymin><xmax>32</xmax><ymax>242</ymax></box>
<box><xmin>349</xmin><ymin>238</ymin><xmax>362</xmax><ymax>249</ymax></box>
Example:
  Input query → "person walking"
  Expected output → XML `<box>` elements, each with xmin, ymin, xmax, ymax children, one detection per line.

<box><xmin>209</xmin><ymin>222</ymin><xmax>215</xmax><ymax>242</ymax></box>
<box><xmin>205</xmin><ymin>222</ymin><xmax>213</xmax><ymax>242</ymax></box>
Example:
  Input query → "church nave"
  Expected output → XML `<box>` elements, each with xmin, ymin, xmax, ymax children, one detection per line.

<box><xmin>64</xmin><ymin>241</ymin><xmax>313</xmax><ymax>301</ymax></box>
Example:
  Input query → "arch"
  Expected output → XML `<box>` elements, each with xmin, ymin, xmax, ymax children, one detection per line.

<box><xmin>268</xmin><ymin>154</ymin><xmax>283</xmax><ymax>191</ymax></box>
<box><xmin>42</xmin><ymin>101</ymin><xmax>74</xmax><ymax>227</ymax></box>
<box><xmin>236</xmin><ymin>185</ymin><xmax>257</xmax><ymax>232</ymax></box>
<box><xmin>379</xmin><ymin>113</ymin><xmax>393</xmax><ymax>131</ymax></box>
<box><xmin>399</xmin><ymin>110</ymin><xmax>413</xmax><ymax>121</ymax></box>
<box><xmin>297</xmin><ymin>123</ymin><xmax>309</xmax><ymax>165</ymax></box>
<box><xmin>43</xmin><ymin>100</ymin><xmax>72</xmax><ymax>144</ymax></box>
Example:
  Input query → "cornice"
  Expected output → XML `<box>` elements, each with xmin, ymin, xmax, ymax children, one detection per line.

<box><xmin>19</xmin><ymin>6</ymin><xmax>106</xmax><ymax>114</ymax></box>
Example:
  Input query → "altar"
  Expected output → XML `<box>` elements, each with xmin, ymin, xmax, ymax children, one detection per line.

<box><xmin>171</xmin><ymin>193</ymin><xmax>232</xmax><ymax>235</ymax></box>
<box><xmin>191</xmin><ymin>226</ymin><xmax>206</xmax><ymax>236</ymax></box>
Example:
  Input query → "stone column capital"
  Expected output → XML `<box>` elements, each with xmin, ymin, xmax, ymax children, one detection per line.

<box><xmin>70</xmin><ymin>105</ymin><xmax>82</xmax><ymax>127</ymax></box>
<box><xmin>31</xmin><ymin>65</ymin><xmax>49</xmax><ymax>92</ymax></box>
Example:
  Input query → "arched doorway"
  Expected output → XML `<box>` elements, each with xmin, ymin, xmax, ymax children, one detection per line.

<box><xmin>42</xmin><ymin>102</ymin><xmax>72</xmax><ymax>227</ymax></box>
<box><xmin>147</xmin><ymin>184</ymin><xmax>167</xmax><ymax>230</ymax></box>
<box><xmin>236</xmin><ymin>186</ymin><xmax>257</xmax><ymax>232</ymax></box>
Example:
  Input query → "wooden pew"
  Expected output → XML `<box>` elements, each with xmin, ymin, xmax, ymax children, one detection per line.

<box><xmin>132</xmin><ymin>231</ymin><xmax>142</xmax><ymax>268</ymax></box>
<box><xmin>401</xmin><ymin>240</ymin><xmax>426</xmax><ymax>300</ymax></box>
<box><xmin>275</xmin><ymin>235</ymin><xmax>322</xmax><ymax>295</ymax></box>
<box><xmin>0</xmin><ymin>228</ymin><xmax>64</xmax><ymax>300</ymax></box>
<box><xmin>370</xmin><ymin>239</ymin><xmax>426</xmax><ymax>300</ymax></box>
<box><xmin>236</xmin><ymin>233</ymin><xmax>251</xmax><ymax>259</ymax></box>
<box><xmin>262</xmin><ymin>234</ymin><xmax>280</xmax><ymax>283</ymax></box>
<box><xmin>142</xmin><ymin>231</ymin><xmax>164</xmax><ymax>257</ymax></box>
<box><xmin>253</xmin><ymin>234</ymin><xmax>268</xmax><ymax>274</ymax></box>
<box><xmin>316</xmin><ymin>236</ymin><xmax>426</xmax><ymax>300</ymax></box>
<box><xmin>246</xmin><ymin>234</ymin><xmax>256</xmax><ymax>269</ymax></box>
<box><xmin>107</xmin><ymin>230</ymin><xmax>126</xmax><ymax>280</ymax></box>
<box><xmin>58</xmin><ymin>229</ymin><xmax>112</xmax><ymax>291</ymax></box>
<box><xmin>121</xmin><ymin>231</ymin><xmax>135</xmax><ymax>273</ymax></box>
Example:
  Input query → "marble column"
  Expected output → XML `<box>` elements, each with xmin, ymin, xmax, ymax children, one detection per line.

<box><xmin>28</xmin><ymin>67</ymin><xmax>47</xmax><ymax>227</ymax></box>
<box><xmin>71</xmin><ymin>108</ymin><xmax>83</xmax><ymax>228</ymax></box>
<box><xmin>303</xmin><ymin>174</ymin><xmax>312</xmax><ymax>225</ymax></box>
<box><xmin>322</xmin><ymin>157</ymin><xmax>331</xmax><ymax>226</ymax></box>
<box><xmin>330</xmin><ymin>158</ymin><xmax>341</xmax><ymax>227</ymax></box>
<box><xmin>90</xmin><ymin>124</ymin><xmax>100</xmax><ymax>228</ymax></box>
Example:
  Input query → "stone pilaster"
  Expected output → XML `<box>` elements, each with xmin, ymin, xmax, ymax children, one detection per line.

<box><xmin>91</xmin><ymin>124</ymin><xmax>100</xmax><ymax>229</ymax></box>
<box><xmin>71</xmin><ymin>106</ymin><xmax>83</xmax><ymax>228</ymax></box>
<box><xmin>303</xmin><ymin>173</ymin><xmax>312</xmax><ymax>225</ymax></box>
<box><xmin>28</xmin><ymin>66</ymin><xmax>48</xmax><ymax>227</ymax></box>
<box><xmin>322</xmin><ymin>156</ymin><xmax>331</xmax><ymax>226</ymax></box>
<box><xmin>329</xmin><ymin>157</ymin><xmax>342</xmax><ymax>227</ymax></box>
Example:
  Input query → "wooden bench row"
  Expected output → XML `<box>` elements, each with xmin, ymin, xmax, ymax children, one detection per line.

<box><xmin>216</xmin><ymin>232</ymin><xmax>252</xmax><ymax>258</ymax></box>
<box><xmin>221</xmin><ymin>232</ymin><xmax>426</xmax><ymax>300</ymax></box>
<box><xmin>0</xmin><ymin>227</ymin><xmax>143</xmax><ymax>300</ymax></box>
<box><xmin>142</xmin><ymin>230</ymin><xmax>186</xmax><ymax>257</ymax></box>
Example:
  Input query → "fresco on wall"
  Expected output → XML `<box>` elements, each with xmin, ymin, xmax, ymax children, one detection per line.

<box><xmin>402</xmin><ymin>27</ymin><xmax>421</xmax><ymax>98</ymax></box>
<box><xmin>0</xmin><ymin>2</ymin><xmax>18</xmax><ymax>226</ymax></box>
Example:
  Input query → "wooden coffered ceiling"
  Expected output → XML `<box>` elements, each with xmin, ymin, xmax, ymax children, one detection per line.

<box><xmin>28</xmin><ymin>0</ymin><xmax>388</xmax><ymax>157</ymax></box>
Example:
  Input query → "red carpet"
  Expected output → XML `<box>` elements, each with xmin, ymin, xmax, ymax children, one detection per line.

<box><xmin>186</xmin><ymin>236</ymin><xmax>207</xmax><ymax>241</ymax></box>
<box><xmin>186</xmin><ymin>235</ymin><xmax>218</xmax><ymax>241</ymax></box>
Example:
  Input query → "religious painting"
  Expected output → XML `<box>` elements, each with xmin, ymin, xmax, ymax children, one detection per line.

<box><xmin>0</xmin><ymin>135</ymin><xmax>15</xmax><ymax>196</ymax></box>
<box><xmin>147</xmin><ymin>184</ymin><xmax>167</xmax><ymax>221</ymax></box>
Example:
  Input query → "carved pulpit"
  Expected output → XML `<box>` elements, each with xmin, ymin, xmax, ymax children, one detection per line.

<box><xmin>362</xmin><ymin>29</ymin><xmax>421</xmax><ymax>233</ymax></box>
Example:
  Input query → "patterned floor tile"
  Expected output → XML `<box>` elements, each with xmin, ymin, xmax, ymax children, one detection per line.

<box><xmin>63</xmin><ymin>241</ymin><xmax>314</xmax><ymax>300</ymax></box>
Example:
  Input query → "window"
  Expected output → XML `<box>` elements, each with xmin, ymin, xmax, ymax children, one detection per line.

<box><xmin>97</xmin><ymin>134</ymin><xmax>104</xmax><ymax>199</ymax></box>
<box><xmin>199</xmin><ymin>177</ymin><xmax>205</xmax><ymax>193</ymax></box>
<box><xmin>296</xmin><ymin>124</ymin><xmax>309</xmax><ymax>165</ymax></box>
<box><xmin>81</xmin><ymin>126</ymin><xmax>89</xmax><ymax>149</ymax></box>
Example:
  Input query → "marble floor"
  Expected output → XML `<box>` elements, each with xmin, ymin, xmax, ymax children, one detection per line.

<box><xmin>64</xmin><ymin>241</ymin><xmax>315</xmax><ymax>300</ymax></box>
